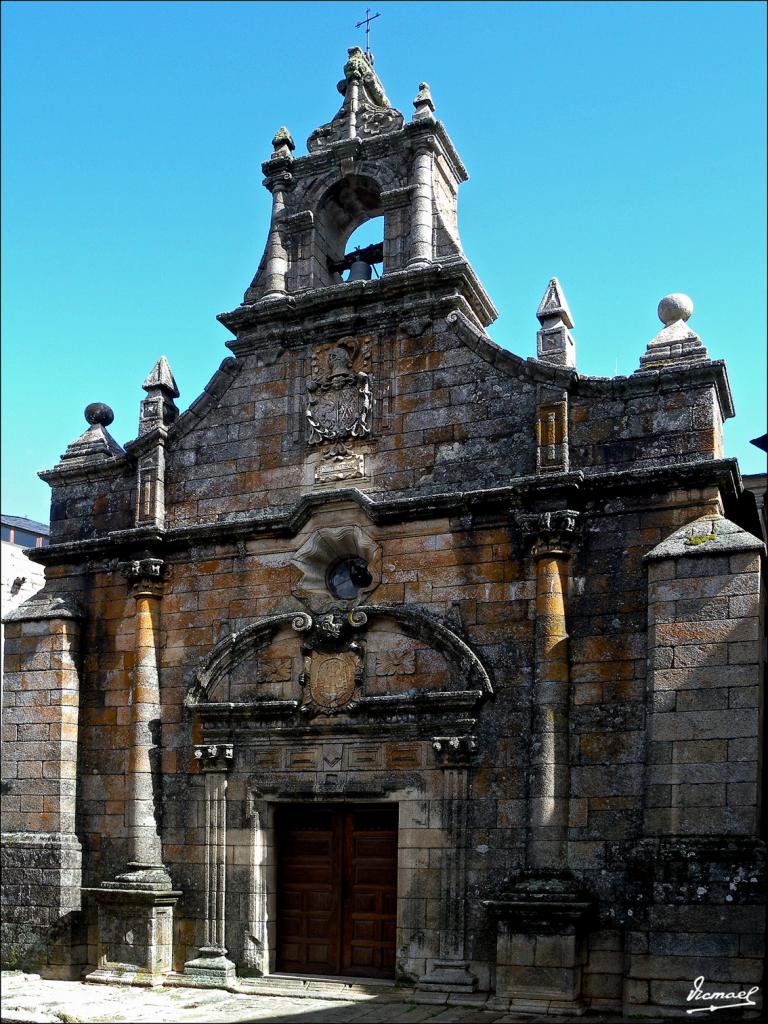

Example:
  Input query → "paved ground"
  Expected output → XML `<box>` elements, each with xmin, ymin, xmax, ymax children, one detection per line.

<box><xmin>0</xmin><ymin>973</ymin><xmax>624</xmax><ymax>1024</ymax></box>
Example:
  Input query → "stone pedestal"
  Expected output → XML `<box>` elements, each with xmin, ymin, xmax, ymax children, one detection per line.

<box><xmin>485</xmin><ymin>877</ymin><xmax>593</xmax><ymax>1016</ymax></box>
<box><xmin>417</xmin><ymin>960</ymin><xmax>478</xmax><ymax>993</ymax></box>
<box><xmin>85</xmin><ymin>887</ymin><xmax>181</xmax><ymax>986</ymax></box>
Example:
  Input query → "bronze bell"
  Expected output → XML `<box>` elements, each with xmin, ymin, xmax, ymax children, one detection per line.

<box><xmin>346</xmin><ymin>258</ymin><xmax>372</xmax><ymax>282</ymax></box>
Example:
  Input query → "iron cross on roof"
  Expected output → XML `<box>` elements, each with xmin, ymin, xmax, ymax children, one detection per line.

<box><xmin>355</xmin><ymin>8</ymin><xmax>381</xmax><ymax>62</ymax></box>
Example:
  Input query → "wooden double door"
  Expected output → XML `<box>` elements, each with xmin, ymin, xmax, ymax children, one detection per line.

<box><xmin>275</xmin><ymin>803</ymin><xmax>398</xmax><ymax>979</ymax></box>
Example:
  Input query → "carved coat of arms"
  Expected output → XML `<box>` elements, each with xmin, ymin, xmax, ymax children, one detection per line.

<box><xmin>293</xmin><ymin>611</ymin><xmax>366</xmax><ymax>717</ymax></box>
<box><xmin>306</xmin><ymin>342</ymin><xmax>372</xmax><ymax>448</ymax></box>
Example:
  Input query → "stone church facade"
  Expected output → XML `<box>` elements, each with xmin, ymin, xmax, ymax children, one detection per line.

<box><xmin>2</xmin><ymin>49</ymin><xmax>765</xmax><ymax>1018</ymax></box>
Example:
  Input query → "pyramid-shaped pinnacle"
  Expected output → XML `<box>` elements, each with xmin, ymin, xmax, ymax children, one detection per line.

<box><xmin>536</xmin><ymin>278</ymin><xmax>574</xmax><ymax>330</ymax></box>
<box><xmin>59</xmin><ymin>404</ymin><xmax>124</xmax><ymax>466</ymax></box>
<box><xmin>142</xmin><ymin>356</ymin><xmax>179</xmax><ymax>398</ymax></box>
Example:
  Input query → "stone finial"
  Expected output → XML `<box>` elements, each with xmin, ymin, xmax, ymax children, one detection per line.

<box><xmin>142</xmin><ymin>356</ymin><xmax>179</xmax><ymax>398</ymax></box>
<box><xmin>306</xmin><ymin>46</ymin><xmax>399</xmax><ymax>153</ymax></box>
<box><xmin>537</xmin><ymin>278</ymin><xmax>574</xmax><ymax>329</ymax></box>
<box><xmin>658</xmin><ymin>293</ymin><xmax>693</xmax><ymax>325</ymax></box>
<box><xmin>59</xmin><ymin>404</ymin><xmax>124</xmax><ymax>466</ymax></box>
<box><xmin>412</xmin><ymin>82</ymin><xmax>435</xmax><ymax>121</ymax></box>
<box><xmin>536</xmin><ymin>278</ymin><xmax>576</xmax><ymax>368</ymax></box>
<box><xmin>271</xmin><ymin>127</ymin><xmax>295</xmax><ymax>161</ymax></box>
<box><xmin>139</xmin><ymin>356</ymin><xmax>179</xmax><ymax>435</ymax></box>
<box><xmin>84</xmin><ymin>402</ymin><xmax>115</xmax><ymax>427</ymax></box>
<box><xmin>637</xmin><ymin>292</ymin><xmax>709</xmax><ymax>372</ymax></box>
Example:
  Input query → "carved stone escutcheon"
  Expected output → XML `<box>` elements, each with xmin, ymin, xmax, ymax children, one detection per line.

<box><xmin>306</xmin><ymin>339</ymin><xmax>373</xmax><ymax>451</ymax></box>
<box><xmin>304</xmin><ymin>651</ymin><xmax>358</xmax><ymax>714</ymax></box>
<box><xmin>432</xmin><ymin>735</ymin><xmax>478</xmax><ymax>768</ymax></box>
<box><xmin>194</xmin><ymin>744</ymin><xmax>234</xmax><ymax>772</ymax></box>
<box><xmin>291</xmin><ymin>611</ymin><xmax>367</xmax><ymax>716</ymax></box>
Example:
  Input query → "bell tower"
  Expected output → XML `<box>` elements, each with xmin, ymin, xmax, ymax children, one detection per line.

<box><xmin>222</xmin><ymin>46</ymin><xmax>496</xmax><ymax>329</ymax></box>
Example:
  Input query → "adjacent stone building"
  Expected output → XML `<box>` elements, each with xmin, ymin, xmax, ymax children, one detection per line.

<box><xmin>1</xmin><ymin>48</ymin><xmax>765</xmax><ymax>1018</ymax></box>
<box><xmin>1</xmin><ymin>515</ymin><xmax>49</xmax><ymax>693</ymax></box>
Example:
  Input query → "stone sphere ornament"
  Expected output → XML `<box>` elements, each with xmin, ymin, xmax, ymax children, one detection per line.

<box><xmin>658</xmin><ymin>293</ymin><xmax>694</xmax><ymax>325</ymax></box>
<box><xmin>84</xmin><ymin>402</ymin><xmax>115</xmax><ymax>427</ymax></box>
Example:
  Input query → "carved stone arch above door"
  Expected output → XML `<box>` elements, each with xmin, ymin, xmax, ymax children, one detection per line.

<box><xmin>184</xmin><ymin>604</ymin><xmax>493</xmax><ymax>719</ymax></box>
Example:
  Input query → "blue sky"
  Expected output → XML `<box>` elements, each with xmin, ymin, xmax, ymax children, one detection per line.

<box><xmin>2</xmin><ymin>0</ymin><xmax>766</xmax><ymax>523</ymax></box>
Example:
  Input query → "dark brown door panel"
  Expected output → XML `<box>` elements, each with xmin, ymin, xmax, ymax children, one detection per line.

<box><xmin>275</xmin><ymin>804</ymin><xmax>397</xmax><ymax>979</ymax></box>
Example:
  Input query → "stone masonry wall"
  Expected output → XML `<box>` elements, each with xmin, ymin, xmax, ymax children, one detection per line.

<box><xmin>1</xmin><ymin>607</ymin><xmax>84</xmax><ymax>977</ymax></box>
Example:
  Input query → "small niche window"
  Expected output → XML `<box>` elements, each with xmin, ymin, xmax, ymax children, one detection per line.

<box><xmin>326</xmin><ymin>556</ymin><xmax>373</xmax><ymax>600</ymax></box>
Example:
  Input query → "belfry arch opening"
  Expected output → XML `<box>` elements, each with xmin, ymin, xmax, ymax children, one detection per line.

<box><xmin>342</xmin><ymin>217</ymin><xmax>384</xmax><ymax>281</ymax></box>
<box><xmin>314</xmin><ymin>175</ymin><xmax>384</xmax><ymax>286</ymax></box>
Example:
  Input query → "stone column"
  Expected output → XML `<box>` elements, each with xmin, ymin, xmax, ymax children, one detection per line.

<box><xmin>520</xmin><ymin>511</ymin><xmax>579</xmax><ymax>873</ymax></box>
<box><xmin>407</xmin><ymin>136</ymin><xmax>434</xmax><ymax>268</ymax></box>
<box><xmin>346</xmin><ymin>75</ymin><xmax>360</xmax><ymax>139</ymax></box>
<box><xmin>418</xmin><ymin>735</ymin><xmax>478</xmax><ymax>994</ymax></box>
<box><xmin>184</xmin><ymin>743</ymin><xmax>236</xmax><ymax>985</ymax></box>
<box><xmin>484</xmin><ymin>511</ymin><xmax>592</xmax><ymax>1017</ymax></box>
<box><xmin>87</xmin><ymin>558</ymin><xmax>180</xmax><ymax>986</ymax></box>
<box><xmin>260</xmin><ymin>172</ymin><xmax>292</xmax><ymax>299</ymax></box>
<box><xmin>241</xmin><ymin>797</ymin><xmax>269</xmax><ymax>977</ymax></box>
<box><xmin>120</xmin><ymin>559</ymin><xmax>171</xmax><ymax>884</ymax></box>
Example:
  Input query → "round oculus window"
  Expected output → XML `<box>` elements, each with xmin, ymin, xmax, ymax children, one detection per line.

<box><xmin>326</xmin><ymin>556</ymin><xmax>372</xmax><ymax>600</ymax></box>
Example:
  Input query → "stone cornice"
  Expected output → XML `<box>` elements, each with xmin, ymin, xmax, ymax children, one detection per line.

<box><xmin>3</xmin><ymin>591</ymin><xmax>84</xmax><ymax>623</ymax></box>
<box><xmin>222</xmin><ymin>291</ymin><xmax>474</xmax><ymax>357</ymax></box>
<box><xmin>123</xmin><ymin>426</ymin><xmax>169</xmax><ymax>458</ymax></box>
<box><xmin>30</xmin><ymin>459</ymin><xmax>742</xmax><ymax>567</ymax></box>
<box><xmin>38</xmin><ymin>454</ymin><xmax>133</xmax><ymax>486</ymax></box>
<box><xmin>403</xmin><ymin>118</ymin><xmax>469</xmax><ymax>183</ymax></box>
<box><xmin>448</xmin><ymin>309</ymin><xmax>735</xmax><ymax>418</ymax></box>
<box><xmin>166</xmin><ymin>356</ymin><xmax>240</xmax><ymax>444</ymax></box>
<box><xmin>218</xmin><ymin>259</ymin><xmax>498</xmax><ymax>342</ymax></box>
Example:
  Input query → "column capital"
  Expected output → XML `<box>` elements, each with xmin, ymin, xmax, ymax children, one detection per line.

<box><xmin>432</xmin><ymin>735</ymin><xmax>477</xmax><ymax>769</ymax></box>
<box><xmin>120</xmin><ymin>557</ymin><xmax>166</xmax><ymax>597</ymax></box>
<box><xmin>519</xmin><ymin>509</ymin><xmax>580</xmax><ymax>558</ymax></box>
<box><xmin>194</xmin><ymin>743</ymin><xmax>234</xmax><ymax>772</ymax></box>
<box><xmin>263</xmin><ymin>170</ymin><xmax>293</xmax><ymax>193</ymax></box>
